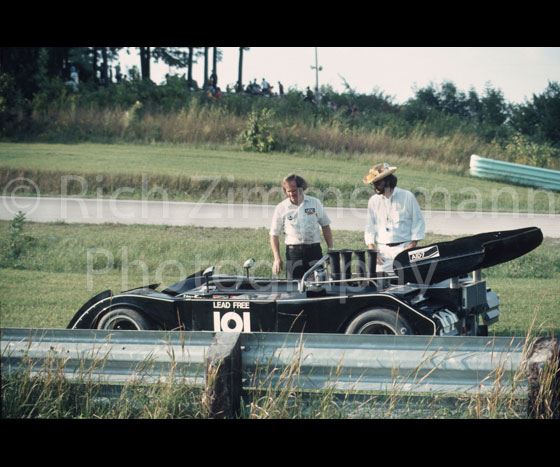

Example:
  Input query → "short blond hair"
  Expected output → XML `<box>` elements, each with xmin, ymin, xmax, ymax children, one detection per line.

<box><xmin>282</xmin><ymin>173</ymin><xmax>308</xmax><ymax>194</ymax></box>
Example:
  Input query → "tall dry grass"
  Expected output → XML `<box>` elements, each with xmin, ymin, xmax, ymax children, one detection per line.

<box><xmin>4</xmin><ymin>330</ymin><xmax>555</xmax><ymax>419</ymax></box>
<box><xmin>19</xmin><ymin>103</ymin><xmax>511</xmax><ymax>175</ymax></box>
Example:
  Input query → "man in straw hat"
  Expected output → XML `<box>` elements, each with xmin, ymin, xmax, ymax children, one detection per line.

<box><xmin>363</xmin><ymin>162</ymin><xmax>425</xmax><ymax>273</ymax></box>
<box><xmin>270</xmin><ymin>173</ymin><xmax>333</xmax><ymax>279</ymax></box>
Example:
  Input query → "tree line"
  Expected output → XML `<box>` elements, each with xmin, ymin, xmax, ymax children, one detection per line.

<box><xmin>0</xmin><ymin>47</ymin><xmax>242</xmax><ymax>96</ymax></box>
<box><xmin>1</xmin><ymin>47</ymin><xmax>559</xmax><ymax>156</ymax></box>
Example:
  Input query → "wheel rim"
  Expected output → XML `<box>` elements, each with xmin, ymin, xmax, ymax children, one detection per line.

<box><xmin>101</xmin><ymin>315</ymin><xmax>141</xmax><ymax>330</ymax></box>
<box><xmin>357</xmin><ymin>320</ymin><xmax>400</xmax><ymax>335</ymax></box>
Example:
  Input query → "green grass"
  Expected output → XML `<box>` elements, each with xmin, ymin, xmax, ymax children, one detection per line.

<box><xmin>1</xmin><ymin>142</ymin><xmax>559</xmax><ymax>212</ymax></box>
<box><xmin>1</xmin><ymin>220</ymin><xmax>558</xmax><ymax>335</ymax></box>
<box><xmin>3</xmin><ymin>355</ymin><xmax>528</xmax><ymax>419</ymax></box>
<box><xmin>1</xmin><ymin>218</ymin><xmax>555</xmax><ymax>420</ymax></box>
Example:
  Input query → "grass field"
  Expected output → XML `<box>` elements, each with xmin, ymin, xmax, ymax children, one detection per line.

<box><xmin>1</xmin><ymin>142</ymin><xmax>558</xmax><ymax>332</ymax></box>
<box><xmin>2</xmin><ymin>142</ymin><xmax>559</xmax><ymax>212</ymax></box>
<box><xmin>1</xmin><ymin>138</ymin><xmax>558</xmax><ymax>419</ymax></box>
<box><xmin>1</xmin><ymin>220</ymin><xmax>558</xmax><ymax>336</ymax></box>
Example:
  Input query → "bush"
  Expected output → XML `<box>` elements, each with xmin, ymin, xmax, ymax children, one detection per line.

<box><xmin>238</xmin><ymin>108</ymin><xmax>277</xmax><ymax>152</ymax></box>
<box><xmin>1</xmin><ymin>211</ymin><xmax>36</xmax><ymax>264</ymax></box>
<box><xmin>503</xmin><ymin>134</ymin><xmax>560</xmax><ymax>170</ymax></box>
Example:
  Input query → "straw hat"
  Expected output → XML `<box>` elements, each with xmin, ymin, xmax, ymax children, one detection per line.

<box><xmin>363</xmin><ymin>162</ymin><xmax>397</xmax><ymax>184</ymax></box>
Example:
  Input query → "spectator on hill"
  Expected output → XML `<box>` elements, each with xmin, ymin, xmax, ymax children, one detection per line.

<box><xmin>65</xmin><ymin>66</ymin><xmax>79</xmax><ymax>92</ymax></box>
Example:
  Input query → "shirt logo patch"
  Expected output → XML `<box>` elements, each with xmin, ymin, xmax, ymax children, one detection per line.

<box><xmin>305</xmin><ymin>208</ymin><xmax>316</xmax><ymax>215</ymax></box>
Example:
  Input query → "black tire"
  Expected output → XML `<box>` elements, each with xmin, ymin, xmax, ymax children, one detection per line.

<box><xmin>97</xmin><ymin>308</ymin><xmax>153</xmax><ymax>330</ymax></box>
<box><xmin>345</xmin><ymin>308</ymin><xmax>413</xmax><ymax>335</ymax></box>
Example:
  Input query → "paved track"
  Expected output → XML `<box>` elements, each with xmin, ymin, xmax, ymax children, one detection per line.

<box><xmin>1</xmin><ymin>196</ymin><xmax>558</xmax><ymax>237</ymax></box>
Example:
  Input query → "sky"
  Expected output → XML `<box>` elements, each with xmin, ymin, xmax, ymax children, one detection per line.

<box><xmin>118</xmin><ymin>47</ymin><xmax>560</xmax><ymax>105</ymax></box>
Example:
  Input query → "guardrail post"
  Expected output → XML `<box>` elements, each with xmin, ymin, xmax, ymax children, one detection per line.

<box><xmin>203</xmin><ymin>332</ymin><xmax>242</xmax><ymax>419</ymax></box>
<box><xmin>527</xmin><ymin>336</ymin><xmax>560</xmax><ymax>419</ymax></box>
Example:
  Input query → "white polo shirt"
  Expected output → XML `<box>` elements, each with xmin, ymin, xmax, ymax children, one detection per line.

<box><xmin>364</xmin><ymin>187</ymin><xmax>425</xmax><ymax>246</ymax></box>
<box><xmin>270</xmin><ymin>195</ymin><xmax>331</xmax><ymax>245</ymax></box>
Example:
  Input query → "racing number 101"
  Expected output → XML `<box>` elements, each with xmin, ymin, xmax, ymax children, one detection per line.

<box><xmin>213</xmin><ymin>311</ymin><xmax>251</xmax><ymax>332</ymax></box>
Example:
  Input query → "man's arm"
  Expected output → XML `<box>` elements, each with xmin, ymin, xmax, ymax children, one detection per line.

<box><xmin>270</xmin><ymin>235</ymin><xmax>283</xmax><ymax>275</ymax></box>
<box><xmin>321</xmin><ymin>225</ymin><xmax>333</xmax><ymax>250</ymax></box>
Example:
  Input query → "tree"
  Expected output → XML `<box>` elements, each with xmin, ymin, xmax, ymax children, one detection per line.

<box><xmin>237</xmin><ymin>47</ymin><xmax>250</xmax><ymax>92</ymax></box>
<box><xmin>136</xmin><ymin>47</ymin><xmax>189</xmax><ymax>82</ymax></box>
<box><xmin>510</xmin><ymin>81</ymin><xmax>560</xmax><ymax>147</ymax></box>
<box><xmin>187</xmin><ymin>47</ymin><xmax>194</xmax><ymax>88</ymax></box>
<box><xmin>480</xmin><ymin>84</ymin><xmax>508</xmax><ymax>127</ymax></box>
<box><xmin>138</xmin><ymin>47</ymin><xmax>151</xmax><ymax>80</ymax></box>
<box><xmin>90</xmin><ymin>47</ymin><xmax>121</xmax><ymax>85</ymax></box>
<box><xmin>0</xmin><ymin>47</ymin><xmax>95</xmax><ymax>97</ymax></box>
<box><xmin>212</xmin><ymin>47</ymin><xmax>218</xmax><ymax>84</ymax></box>
<box><xmin>184</xmin><ymin>47</ymin><xmax>204</xmax><ymax>89</ymax></box>
<box><xmin>203</xmin><ymin>47</ymin><xmax>209</xmax><ymax>89</ymax></box>
<box><xmin>465</xmin><ymin>88</ymin><xmax>483</xmax><ymax>122</ymax></box>
<box><xmin>439</xmin><ymin>81</ymin><xmax>468</xmax><ymax>117</ymax></box>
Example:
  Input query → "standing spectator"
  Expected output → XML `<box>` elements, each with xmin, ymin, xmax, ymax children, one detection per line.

<box><xmin>261</xmin><ymin>78</ymin><xmax>269</xmax><ymax>94</ymax></box>
<box><xmin>363</xmin><ymin>163</ymin><xmax>425</xmax><ymax>273</ymax></box>
<box><xmin>115</xmin><ymin>65</ymin><xmax>122</xmax><ymax>83</ymax></box>
<box><xmin>304</xmin><ymin>87</ymin><xmax>314</xmax><ymax>103</ymax></box>
<box><xmin>270</xmin><ymin>174</ymin><xmax>333</xmax><ymax>279</ymax></box>
<box><xmin>210</xmin><ymin>70</ymin><xmax>217</xmax><ymax>88</ymax></box>
<box><xmin>65</xmin><ymin>66</ymin><xmax>79</xmax><ymax>92</ymax></box>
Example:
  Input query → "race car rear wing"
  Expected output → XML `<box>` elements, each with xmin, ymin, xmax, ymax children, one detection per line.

<box><xmin>392</xmin><ymin>227</ymin><xmax>543</xmax><ymax>285</ymax></box>
<box><xmin>299</xmin><ymin>227</ymin><xmax>543</xmax><ymax>292</ymax></box>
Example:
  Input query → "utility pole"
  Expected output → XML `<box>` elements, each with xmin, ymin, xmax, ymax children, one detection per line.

<box><xmin>311</xmin><ymin>47</ymin><xmax>322</xmax><ymax>92</ymax></box>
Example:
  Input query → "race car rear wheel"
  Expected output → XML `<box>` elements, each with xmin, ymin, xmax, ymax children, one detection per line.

<box><xmin>345</xmin><ymin>308</ymin><xmax>413</xmax><ymax>335</ymax></box>
<box><xmin>97</xmin><ymin>308</ymin><xmax>153</xmax><ymax>330</ymax></box>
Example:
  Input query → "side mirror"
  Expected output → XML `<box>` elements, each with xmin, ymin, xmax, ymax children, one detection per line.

<box><xmin>243</xmin><ymin>258</ymin><xmax>255</xmax><ymax>279</ymax></box>
<box><xmin>203</xmin><ymin>266</ymin><xmax>214</xmax><ymax>292</ymax></box>
<box><xmin>203</xmin><ymin>266</ymin><xmax>215</xmax><ymax>277</ymax></box>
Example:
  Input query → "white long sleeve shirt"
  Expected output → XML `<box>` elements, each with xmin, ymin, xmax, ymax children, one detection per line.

<box><xmin>364</xmin><ymin>187</ymin><xmax>425</xmax><ymax>246</ymax></box>
<box><xmin>270</xmin><ymin>195</ymin><xmax>331</xmax><ymax>245</ymax></box>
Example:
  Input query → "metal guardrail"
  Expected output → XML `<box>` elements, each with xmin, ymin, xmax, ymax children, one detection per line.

<box><xmin>1</xmin><ymin>328</ymin><xmax>211</xmax><ymax>385</ymax></box>
<box><xmin>241</xmin><ymin>332</ymin><xmax>528</xmax><ymax>394</ymax></box>
<box><xmin>470</xmin><ymin>154</ymin><xmax>560</xmax><ymax>191</ymax></box>
<box><xmin>1</xmin><ymin>327</ymin><xmax>529</xmax><ymax>395</ymax></box>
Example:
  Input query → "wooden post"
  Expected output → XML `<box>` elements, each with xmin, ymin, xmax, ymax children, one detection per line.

<box><xmin>204</xmin><ymin>332</ymin><xmax>242</xmax><ymax>419</ymax></box>
<box><xmin>527</xmin><ymin>336</ymin><xmax>560</xmax><ymax>419</ymax></box>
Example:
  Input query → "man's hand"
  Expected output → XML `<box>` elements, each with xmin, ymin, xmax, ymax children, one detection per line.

<box><xmin>270</xmin><ymin>235</ymin><xmax>283</xmax><ymax>276</ymax></box>
<box><xmin>272</xmin><ymin>258</ymin><xmax>284</xmax><ymax>276</ymax></box>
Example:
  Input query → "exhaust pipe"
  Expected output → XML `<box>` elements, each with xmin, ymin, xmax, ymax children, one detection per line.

<box><xmin>340</xmin><ymin>250</ymin><xmax>353</xmax><ymax>280</ymax></box>
<box><xmin>328</xmin><ymin>250</ymin><xmax>341</xmax><ymax>280</ymax></box>
<box><xmin>366</xmin><ymin>250</ymin><xmax>377</xmax><ymax>278</ymax></box>
<box><xmin>328</xmin><ymin>249</ymin><xmax>379</xmax><ymax>280</ymax></box>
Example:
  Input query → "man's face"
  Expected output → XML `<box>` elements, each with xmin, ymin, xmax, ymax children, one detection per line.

<box><xmin>372</xmin><ymin>178</ymin><xmax>387</xmax><ymax>195</ymax></box>
<box><xmin>285</xmin><ymin>180</ymin><xmax>302</xmax><ymax>205</ymax></box>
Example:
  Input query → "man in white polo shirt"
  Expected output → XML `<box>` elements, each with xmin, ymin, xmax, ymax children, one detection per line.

<box><xmin>363</xmin><ymin>162</ymin><xmax>425</xmax><ymax>274</ymax></box>
<box><xmin>270</xmin><ymin>173</ymin><xmax>333</xmax><ymax>279</ymax></box>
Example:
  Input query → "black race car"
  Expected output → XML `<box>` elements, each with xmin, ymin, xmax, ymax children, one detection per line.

<box><xmin>68</xmin><ymin>227</ymin><xmax>543</xmax><ymax>336</ymax></box>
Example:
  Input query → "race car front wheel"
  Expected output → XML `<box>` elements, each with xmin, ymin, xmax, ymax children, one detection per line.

<box><xmin>97</xmin><ymin>308</ymin><xmax>153</xmax><ymax>330</ymax></box>
<box><xmin>345</xmin><ymin>308</ymin><xmax>413</xmax><ymax>335</ymax></box>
